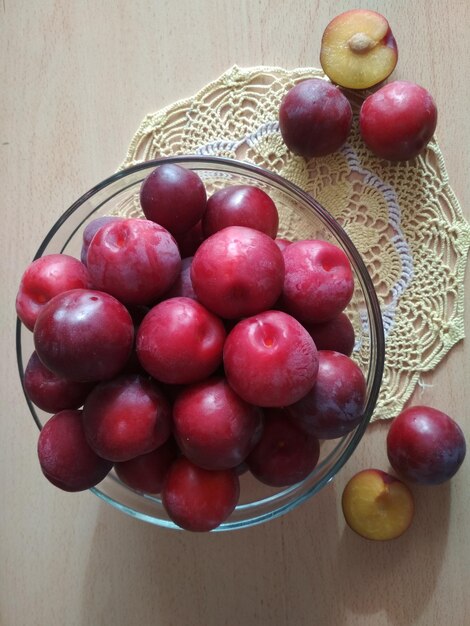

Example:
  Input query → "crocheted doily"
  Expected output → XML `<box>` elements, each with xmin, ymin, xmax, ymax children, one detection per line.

<box><xmin>120</xmin><ymin>65</ymin><xmax>470</xmax><ymax>421</ymax></box>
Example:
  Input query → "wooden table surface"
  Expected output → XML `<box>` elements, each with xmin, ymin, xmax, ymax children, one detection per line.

<box><xmin>2</xmin><ymin>2</ymin><xmax>469</xmax><ymax>625</ymax></box>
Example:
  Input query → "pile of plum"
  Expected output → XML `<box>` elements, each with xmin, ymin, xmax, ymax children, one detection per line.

<box><xmin>17</xmin><ymin>164</ymin><xmax>369</xmax><ymax>531</ymax></box>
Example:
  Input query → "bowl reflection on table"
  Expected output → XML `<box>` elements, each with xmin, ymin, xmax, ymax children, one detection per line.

<box><xmin>16</xmin><ymin>155</ymin><xmax>384</xmax><ymax>531</ymax></box>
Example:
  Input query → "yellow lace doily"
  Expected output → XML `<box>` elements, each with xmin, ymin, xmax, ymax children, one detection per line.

<box><xmin>120</xmin><ymin>65</ymin><xmax>470</xmax><ymax>421</ymax></box>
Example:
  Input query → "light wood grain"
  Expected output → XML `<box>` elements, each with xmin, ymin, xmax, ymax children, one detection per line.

<box><xmin>1</xmin><ymin>1</ymin><xmax>469</xmax><ymax>625</ymax></box>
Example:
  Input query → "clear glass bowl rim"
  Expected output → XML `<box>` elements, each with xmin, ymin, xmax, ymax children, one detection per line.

<box><xmin>16</xmin><ymin>155</ymin><xmax>385</xmax><ymax>531</ymax></box>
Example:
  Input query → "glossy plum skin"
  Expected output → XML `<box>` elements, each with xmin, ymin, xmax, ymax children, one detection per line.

<box><xmin>140</xmin><ymin>164</ymin><xmax>207</xmax><ymax>236</ymax></box>
<box><xmin>172</xmin><ymin>377</ymin><xmax>263</xmax><ymax>470</ymax></box>
<box><xmin>281</xmin><ymin>239</ymin><xmax>354</xmax><ymax>324</ymax></box>
<box><xmin>82</xmin><ymin>374</ymin><xmax>171</xmax><ymax>462</ymax></box>
<box><xmin>80</xmin><ymin>216</ymin><xmax>123</xmax><ymax>264</ymax></box>
<box><xmin>247</xmin><ymin>408</ymin><xmax>320</xmax><ymax>487</ymax></box>
<box><xmin>387</xmin><ymin>406</ymin><xmax>466</xmax><ymax>485</ymax></box>
<box><xmin>24</xmin><ymin>351</ymin><xmax>94</xmax><ymax>413</ymax></box>
<box><xmin>16</xmin><ymin>254</ymin><xmax>92</xmax><ymax>331</ymax></box>
<box><xmin>191</xmin><ymin>226</ymin><xmax>285</xmax><ymax>319</ymax></box>
<box><xmin>37</xmin><ymin>410</ymin><xmax>112</xmax><ymax>492</ymax></box>
<box><xmin>86</xmin><ymin>218</ymin><xmax>181</xmax><ymax>305</ymax></box>
<box><xmin>304</xmin><ymin>312</ymin><xmax>355</xmax><ymax>356</ymax></box>
<box><xmin>223</xmin><ymin>310</ymin><xmax>318</xmax><ymax>407</ymax></box>
<box><xmin>136</xmin><ymin>297</ymin><xmax>226</xmax><ymax>385</ymax></box>
<box><xmin>34</xmin><ymin>289</ymin><xmax>134</xmax><ymax>382</ymax></box>
<box><xmin>114</xmin><ymin>438</ymin><xmax>178</xmax><ymax>494</ymax></box>
<box><xmin>359</xmin><ymin>81</ymin><xmax>438</xmax><ymax>161</ymax></box>
<box><xmin>203</xmin><ymin>185</ymin><xmax>279</xmax><ymax>239</ymax></box>
<box><xmin>162</xmin><ymin>457</ymin><xmax>240</xmax><ymax>531</ymax></box>
<box><xmin>279</xmin><ymin>78</ymin><xmax>352</xmax><ymax>158</ymax></box>
<box><xmin>288</xmin><ymin>350</ymin><xmax>366</xmax><ymax>439</ymax></box>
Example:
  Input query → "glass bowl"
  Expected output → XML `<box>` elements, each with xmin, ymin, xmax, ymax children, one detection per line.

<box><xmin>16</xmin><ymin>156</ymin><xmax>384</xmax><ymax>531</ymax></box>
